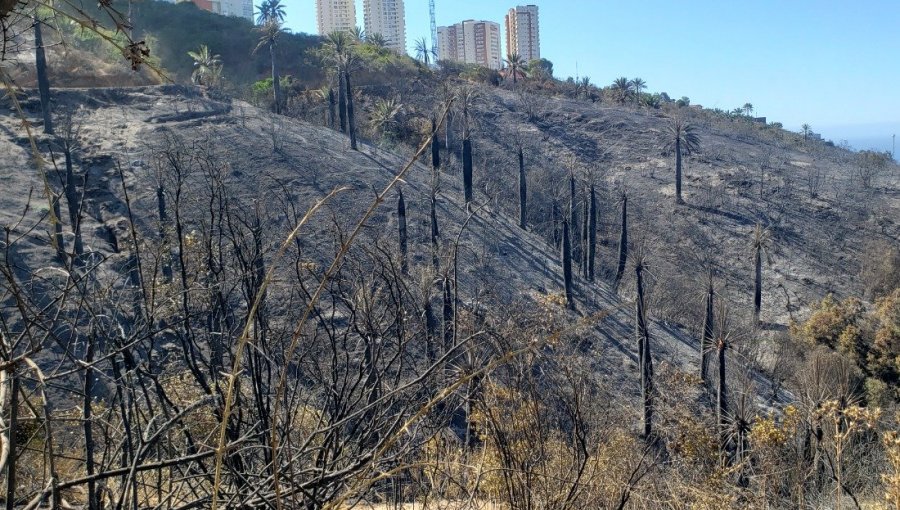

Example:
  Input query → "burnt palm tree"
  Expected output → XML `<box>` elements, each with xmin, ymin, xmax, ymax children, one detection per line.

<box><xmin>254</xmin><ymin>21</ymin><xmax>284</xmax><ymax>113</ymax></box>
<box><xmin>699</xmin><ymin>273</ymin><xmax>715</xmax><ymax>385</ymax></box>
<box><xmin>323</xmin><ymin>31</ymin><xmax>359</xmax><ymax>148</ymax></box>
<box><xmin>614</xmin><ymin>192</ymin><xmax>628</xmax><ymax>288</ymax></box>
<box><xmin>634</xmin><ymin>249</ymin><xmax>653</xmax><ymax>439</ymax></box>
<box><xmin>751</xmin><ymin>224</ymin><xmax>772</xmax><ymax>327</ymax></box>
<box><xmin>665</xmin><ymin>118</ymin><xmax>701</xmax><ymax>204</ymax></box>
<box><xmin>504</xmin><ymin>53</ymin><xmax>527</xmax><ymax>84</ymax></box>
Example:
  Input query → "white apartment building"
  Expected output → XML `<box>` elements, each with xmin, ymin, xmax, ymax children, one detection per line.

<box><xmin>219</xmin><ymin>0</ymin><xmax>252</xmax><ymax>21</ymax></box>
<box><xmin>363</xmin><ymin>0</ymin><xmax>407</xmax><ymax>54</ymax></box>
<box><xmin>316</xmin><ymin>0</ymin><xmax>357</xmax><ymax>35</ymax></box>
<box><xmin>505</xmin><ymin>5</ymin><xmax>540</xmax><ymax>62</ymax></box>
<box><xmin>436</xmin><ymin>20</ymin><xmax>501</xmax><ymax>70</ymax></box>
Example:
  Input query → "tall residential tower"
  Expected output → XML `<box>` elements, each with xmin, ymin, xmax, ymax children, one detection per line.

<box><xmin>316</xmin><ymin>0</ymin><xmax>357</xmax><ymax>35</ymax></box>
<box><xmin>505</xmin><ymin>5</ymin><xmax>540</xmax><ymax>62</ymax></box>
<box><xmin>363</xmin><ymin>0</ymin><xmax>407</xmax><ymax>54</ymax></box>
<box><xmin>436</xmin><ymin>20</ymin><xmax>502</xmax><ymax>70</ymax></box>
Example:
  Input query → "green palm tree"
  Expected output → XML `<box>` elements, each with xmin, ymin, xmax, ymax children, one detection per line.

<box><xmin>255</xmin><ymin>0</ymin><xmax>285</xmax><ymax>25</ymax></box>
<box><xmin>350</xmin><ymin>26</ymin><xmax>366</xmax><ymax>42</ymax></box>
<box><xmin>370</xmin><ymin>98</ymin><xmax>403</xmax><ymax>139</ymax></box>
<box><xmin>666</xmin><ymin>118</ymin><xmax>701</xmax><ymax>204</ymax></box>
<box><xmin>504</xmin><ymin>53</ymin><xmax>527</xmax><ymax>84</ymax></box>
<box><xmin>801</xmin><ymin>123</ymin><xmax>812</xmax><ymax>140</ymax></box>
<box><xmin>414</xmin><ymin>37</ymin><xmax>435</xmax><ymax>66</ymax></box>
<box><xmin>368</xmin><ymin>33</ymin><xmax>387</xmax><ymax>49</ymax></box>
<box><xmin>631</xmin><ymin>77</ymin><xmax>646</xmax><ymax>105</ymax></box>
<box><xmin>743</xmin><ymin>103</ymin><xmax>753</xmax><ymax>117</ymax></box>
<box><xmin>187</xmin><ymin>44</ymin><xmax>221</xmax><ymax>86</ymax></box>
<box><xmin>611</xmin><ymin>76</ymin><xmax>633</xmax><ymax>104</ymax></box>
<box><xmin>254</xmin><ymin>21</ymin><xmax>284</xmax><ymax>113</ymax></box>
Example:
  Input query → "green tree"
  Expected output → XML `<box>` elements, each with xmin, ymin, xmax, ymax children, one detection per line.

<box><xmin>368</xmin><ymin>33</ymin><xmax>387</xmax><ymax>49</ymax></box>
<box><xmin>504</xmin><ymin>53</ymin><xmax>527</xmax><ymax>84</ymax></box>
<box><xmin>743</xmin><ymin>102</ymin><xmax>754</xmax><ymax>116</ymax></box>
<box><xmin>321</xmin><ymin>31</ymin><xmax>360</xmax><ymax>149</ymax></box>
<box><xmin>414</xmin><ymin>37</ymin><xmax>435</xmax><ymax>66</ymax></box>
<box><xmin>665</xmin><ymin>118</ymin><xmax>701</xmax><ymax>204</ymax></box>
<box><xmin>611</xmin><ymin>76</ymin><xmax>633</xmax><ymax>104</ymax></box>
<box><xmin>631</xmin><ymin>77</ymin><xmax>646</xmax><ymax>105</ymax></box>
<box><xmin>254</xmin><ymin>21</ymin><xmax>285</xmax><ymax>113</ymax></box>
<box><xmin>186</xmin><ymin>44</ymin><xmax>222</xmax><ymax>86</ymax></box>
<box><xmin>255</xmin><ymin>0</ymin><xmax>285</xmax><ymax>24</ymax></box>
<box><xmin>350</xmin><ymin>26</ymin><xmax>366</xmax><ymax>42</ymax></box>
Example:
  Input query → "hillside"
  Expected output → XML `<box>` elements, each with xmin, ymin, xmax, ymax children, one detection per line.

<box><xmin>1</xmin><ymin>7</ymin><xmax>899</xmax><ymax>507</ymax></box>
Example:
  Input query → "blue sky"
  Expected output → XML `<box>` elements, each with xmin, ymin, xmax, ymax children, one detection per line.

<box><xmin>282</xmin><ymin>0</ymin><xmax>900</xmax><ymax>153</ymax></box>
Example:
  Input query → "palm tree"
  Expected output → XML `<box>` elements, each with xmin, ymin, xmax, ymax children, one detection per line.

<box><xmin>751</xmin><ymin>224</ymin><xmax>772</xmax><ymax>327</ymax></box>
<box><xmin>350</xmin><ymin>26</ymin><xmax>366</xmax><ymax>42</ymax></box>
<box><xmin>634</xmin><ymin>248</ymin><xmax>653</xmax><ymax>439</ymax></box>
<box><xmin>254</xmin><ymin>21</ymin><xmax>284</xmax><ymax>114</ymax></box>
<box><xmin>743</xmin><ymin>103</ymin><xmax>753</xmax><ymax>117</ymax></box>
<box><xmin>631</xmin><ymin>77</ymin><xmax>646</xmax><ymax>105</ymax></box>
<box><xmin>611</xmin><ymin>76</ymin><xmax>633</xmax><ymax>104</ymax></box>
<box><xmin>576</xmin><ymin>76</ymin><xmax>591</xmax><ymax>99</ymax></box>
<box><xmin>368</xmin><ymin>33</ymin><xmax>387</xmax><ymax>49</ymax></box>
<box><xmin>801</xmin><ymin>123</ymin><xmax>812</xmax><ymax>140</ymax></box>
<box><xmin>322</xmin><ymin>31</ymin><xmax>359</xmax><ymax>149</ymax></box>
<box><xmin>504</xmin><ymin>53</ymin><xmax>527</xmax><ymax>84</ymax></box>
<box><xmin>255</xmin><ymin>0</ymin><xmax>285</xmax><ymax>25</ymax></box>
<box><xmin>414</xmin><ymin>37</ymin><xmax>435</xmax><ymax>66</ymax></box>
<box><xmin>369</xmin><ymin>98</ymin><xmax>403</xmax><ymax>139</ymax></box>
<box><xmin>665</xmin><ymin>118</ymin><xmax>701</xmax><ymax>204</ymax></box>
<box><xmin>187</xmin><ymin>45</ymin><xmax>222</xmax><ymax>86</ymax></box>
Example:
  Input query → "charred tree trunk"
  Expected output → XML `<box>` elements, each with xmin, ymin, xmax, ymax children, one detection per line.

<box><xmin>270</xmin><ymin>42</ymin><xmax>281</xmax><ymax>114</ymax></box>
<box><xmin>581</xmin><ymin>192</ymin><xmax>589</xmax><ymax>278</ymax></box>
<box><xmin>562</xmin><ymin>219</ymin><xmax>574</xmax><ymax>309</ymax></box>
<box><xmin>431</xmin><ymin>115</ymin><xmax>441</xmax><ymax>170</ymax></box>
<box><xmin>338</xmin><ymin>71</ymin><xmax>347</xmax><ymax>133</ymax></box>
<box><xmin>675</xmin><ymin>136</ymin><xmax>683</xmax><ymax>204</ymax></box>
<box><xmin>462</xmin><ymin>138</ymin><xmax>473</xmax><ymax>205</ymax></box>
<box><xmin>34</xmin><ymin>18</ymin><xmax>53</xmax><ymax>134</ymax></box>
<box><xmin>615</xmin><ymin>194</ymin><xmax>628</xmax><ymax>287</ymax></box>
<box><xmin>636</xmin><ymin>260</ymin><xmax>653</xmax><ymax>439</ymax></box>
<box><xmin>518</xmin><ymin>147</ymin><xmax>527</xmax><ymax>229</ymax></box>
<box><xmin>157</xmin><ymin>184</ymin><xmax>172</xmax><ymax>282</ymax></box>
<box><xmin>588</xmin><ymin>185</ymin><xmax>597</xmax><ymax>281</ymax></box>
<box><xmin>5</xmin><ymin>371</ymin><xmax>19</xmax><ymax>510</ymax></box>
<box><xmin>754</xmin><ymin>246</ymin><xmax>763</xmax><ymax>326</ymax></box>
<box><xmin>398</xmin><ymin>188</ymin><xmax>408</xmax><ymax>274</ymax></box>
<box><xmin>345</xmin><ymin>72</ymin><xmax>357</xmax><ymax>150</ymax></box>
<box><xmin>51</xmin><ymin>192</ymin><xmax>65</xmax><ymax>260</ymax></box>
<box><xmin>84</xmin><ymin>336</ymin><xmax>98</xmax><ymax>510</ymax></box>
<box><xmin>700</xmin><ymin>277</ymin><xmax>714</xmax><ymax>386</ymax></box>
<box><xmin>424</xmin><ymin>295</ymin><xmax>437</xmax><ymax>365</ymax></box>
<box><xmin>717</xmin><ymin>336</ymin><xmax>729</xmax><ymax>458</ymax></box>
<box><xmin>442</xmin><ymin>277</ymin><xmax>453</xmax><ymax>354</ymax></box>
<box><xmin>328</xmin><ymin>88</ymin><xmax>336</xmax><ymax>129</ymax></box>
<box><xmin>430</xmin><ymin>191</ymin><xmax>440</xmax><ymax>269</ymax></box>
<box><xmin>552</xmin><ymin>200</ymin><xmax>561</xmax><ymax>250</ymax></box>
<box><xmin>569</xmin><ymin>173</ymin><xmax>579</xmax><ymax>263</ymax></box>
<box><xmin>63</xmin><ymin>147</ymin><xmax>84</xmax><ymax>261</ymax></box>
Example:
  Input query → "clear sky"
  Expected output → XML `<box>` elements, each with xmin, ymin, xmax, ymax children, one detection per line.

<box><xmin>282</xmin><ymin>0</ymin><xmax>900</xmax><ymax>153</ymax></box>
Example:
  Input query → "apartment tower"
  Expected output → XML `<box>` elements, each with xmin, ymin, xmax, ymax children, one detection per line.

<box><xmin>177</xmin><ymin>0</ymin><xmax>253</xmax><ymax>21</ymax></box>
<box><xmin>316</xmin><ymin>0</ymin><xmax>357</xmax><ymax>35</ymax></box>
<box><xmin>364</xmin><ymin>0</ymin><xmax>407</xmax><ymax>54</ymax></box>
<box><xmin>505</xmin><ymin>5</ymin><xmax>540</xmax><ymax>62</ymax></box>
<box><xmin>436</xmin><ymin>20</ymin><xmax>502</xmax><ymax>70</ymax></box>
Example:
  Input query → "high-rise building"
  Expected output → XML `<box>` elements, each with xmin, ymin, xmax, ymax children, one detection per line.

<box><xmin>363</xmin><ymin>0</ymin><xmax>407</xmax><ymax>54</ymax></box>
<box><xmin>436</xmin><ymin>20</ymin><xmax>502</xmax><ymax>70</ymax></box>
<box><xmin>177</xmin><ymin>0</ymin><xmax>253</xmax><ymax>21</ymax></box>
<box><xmin>316</xmin><ymin>0</ymin><xmax>357</xmax><ymax>35</ymax></box>
<box><xmin>505</xmin><ymin>5</ymin><xmax>540</xmax><ymax>62</ymax></box>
